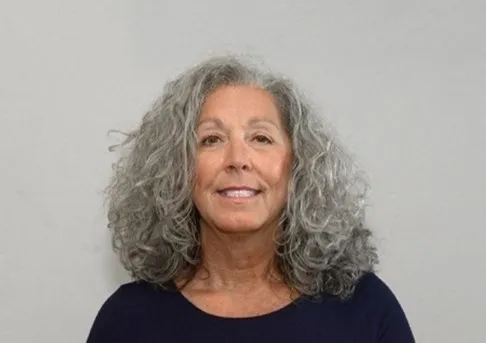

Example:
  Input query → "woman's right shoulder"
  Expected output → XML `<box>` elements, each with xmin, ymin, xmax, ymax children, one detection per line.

<box><xmin>98</xmin><ymin>280</ymin><xmax>175</xmax><ymax>314</ymax></box>
<box><xmin>87</xmin><ymin>281</ymin><xmax>176</xmax><ymax>342</ymax></box>
<box><xmin>111</xmin><ymin>280</ymin><xmax>169</xmax><ymax>301</ymax></box>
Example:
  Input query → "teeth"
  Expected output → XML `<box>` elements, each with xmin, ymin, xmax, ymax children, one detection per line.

<box><xmin>221</xmin><ymin>190</ymin><xmax>258</xmax><ymax>197</ymax></box>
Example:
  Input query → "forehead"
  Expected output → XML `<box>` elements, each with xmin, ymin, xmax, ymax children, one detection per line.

<box><xmin>198</xmin><ymin>86</ymin><xmax>282</xmax><ymax>125</ymax></box>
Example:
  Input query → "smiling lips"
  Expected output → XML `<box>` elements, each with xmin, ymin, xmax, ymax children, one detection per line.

<box><xmin>217</xmin><ymin>187</ymin><xmax>262</xmax><ymax>198</ymax></box>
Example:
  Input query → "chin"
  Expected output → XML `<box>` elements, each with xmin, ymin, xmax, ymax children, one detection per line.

<box><xmin>214</xmin><ymin>216</ymin><xmax>264</xmax><ymax>233</ymax></box>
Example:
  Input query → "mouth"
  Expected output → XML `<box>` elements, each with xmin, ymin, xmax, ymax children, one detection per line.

<box><xmin>217</xmin><ymin>188</ymin><xmax>262</xmax><ymax>198</ymax></box>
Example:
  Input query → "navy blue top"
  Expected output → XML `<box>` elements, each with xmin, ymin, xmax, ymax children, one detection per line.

<box><xmin>87</xmin><ymin>273</ymin><xmax>414</xmax><ymax>342</ymax></box>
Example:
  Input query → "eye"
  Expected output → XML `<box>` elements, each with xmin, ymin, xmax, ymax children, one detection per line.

<box><xmin>200</xmin><ymin>135</ymin><xmax>222</xmax><ymax>146</ymax></box>
<box><xmin>253</xmin><ymin>134</ymin><xmax>273</xmax><ymax>144</ymax></box>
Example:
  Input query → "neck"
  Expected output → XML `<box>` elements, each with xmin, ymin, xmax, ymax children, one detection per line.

<box><xmin>194</xmin><ymin>222</ymin><xmax>281</xmax><ymax>291</ymax></box>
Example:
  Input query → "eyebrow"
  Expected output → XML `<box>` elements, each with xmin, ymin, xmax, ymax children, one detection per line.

<box><xmin>197</xmin><ymin>116</ymin><xmax>281</xmax><ymax>130</ymax></box>
<box><xmin>247</xmin><ymin>117</ymin><xmax>280</xmax><ymax>129</ymax></box>
<box><xmin>197</xmin><ymin>117</ymin><xmax>224</xmax><ymax>129</ymax></box>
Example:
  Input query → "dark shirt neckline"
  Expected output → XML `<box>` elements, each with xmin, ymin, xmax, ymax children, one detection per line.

<box><xmin>166</xmin><ymin>279</ymin><xmax>308</xmax><ymax>322</ymax></box>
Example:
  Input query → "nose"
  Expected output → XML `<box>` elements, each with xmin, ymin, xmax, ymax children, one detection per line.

<box><xmin>224</xmin><ymin>137</ymin><xmax>252</xmax><ymax>172</ymax></box>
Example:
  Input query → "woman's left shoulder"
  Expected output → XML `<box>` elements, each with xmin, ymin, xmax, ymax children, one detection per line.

<box><xmin>349</xmin><ymin>272</ymin><xmax>416</xmax><ymax>342</ymax></box>
<box><xmin>349</xmin><ymin>272</ymin><xmax>405</xmax><ymax>310</ymax></box>
<box><xmin>354</xmin><ymin>272</ymin><xmax>397</xmax><ymax>300</ymax></box>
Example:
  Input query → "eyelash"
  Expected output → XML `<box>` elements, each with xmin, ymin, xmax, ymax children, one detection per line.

<box><xmin>253</xmin><ymin>134</ymin><xmax>273</xmax><ymax>144</ymax></box>
<box><xmin>200</xmin><ymin>135</ymin><xmax>222</xmax><ymax>146</ymax></box>
<box><xmin>199</xmin><ymin>134</ymin><xmax>273</xmax><ymax>146</ymax></box>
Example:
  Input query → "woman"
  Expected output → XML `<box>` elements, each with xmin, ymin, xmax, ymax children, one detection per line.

<box><xmin>88</xmin><ymin>56</ymin><xmax>415</xmax><ymax>342</ymax></box>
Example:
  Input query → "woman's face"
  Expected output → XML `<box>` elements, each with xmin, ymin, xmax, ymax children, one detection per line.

<box><xmin>193</xmin><ymin>86</ymin><xmax>292</xmax><ymax>234</ymax></box>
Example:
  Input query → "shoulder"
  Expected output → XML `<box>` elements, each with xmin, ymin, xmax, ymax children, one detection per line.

<box><xmin>97</xmin><ymin>281</ymin><xmax>169</xmax><ymax>315</ymax></box>
<box><xmin>345</xmin><ymin>272</ymin><xmax>415</xmax><ymax>343</ymax></box>
<box><xmin>87</xmin><ymin>281</ymin><xmax>175</xmax><ymax>342</ymax></box>
<box><xmin>352</xmin><ymin>272</ymin><xmax>399</xmax><ymax>306</ymax></box>
<box><xmin>107</xmin><ymin>280</ymin><xmax>171</xmax><ymax>305</ymax></box>
<box><xmin>318</xmin><ymin>272</ymin><xmax>400</xmax><ymax>316</ymax></box>
<box><xmin>349</xmin><ymin>272</ymin><xmax>408</xmax><ymax>319</ymax></box>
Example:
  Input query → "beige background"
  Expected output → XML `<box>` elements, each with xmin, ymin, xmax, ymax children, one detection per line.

<box><xmin>1</xmin><ymin>0</ymin><xmax>485</xmax><ymax>342</ymax></box>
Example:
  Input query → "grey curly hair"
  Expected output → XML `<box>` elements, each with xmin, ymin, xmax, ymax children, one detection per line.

<box><xmin>106</xmin><ymin>55</ymin><xmax>378</xmax><ymax>300</ymax></box>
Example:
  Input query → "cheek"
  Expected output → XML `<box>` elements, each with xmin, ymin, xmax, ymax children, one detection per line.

<box><xmin>192</xmin><ymin>165</ymin><xmax>206</xmax><ymax>202</ymax></box>
<box><xmin>264</xmin><ymin>156</ymin><xmax>291</xmax><ymax>188</ymax></box>
<box><xmin>194</xmin><ymin>156</ymin><xmax>219</xmax><ymax>191</ymax></box>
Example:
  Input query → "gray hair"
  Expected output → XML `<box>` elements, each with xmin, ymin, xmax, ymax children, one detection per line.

<box><xmin>106</xmin><ymin>55</ymin><xmax>377</xmax><ymax>300</ymax></box>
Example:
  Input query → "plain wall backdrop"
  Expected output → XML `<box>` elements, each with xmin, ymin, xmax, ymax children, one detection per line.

<box><xmin>1</xmin><ymin>0</ymin><xmax>485</xmax><ymax>342</ymax></box>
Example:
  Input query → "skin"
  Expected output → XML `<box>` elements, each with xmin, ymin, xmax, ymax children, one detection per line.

<box><xmin>179</xmin><ymin>86</ymin><xmax>296</xmax><ymax>318</ymax></box>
